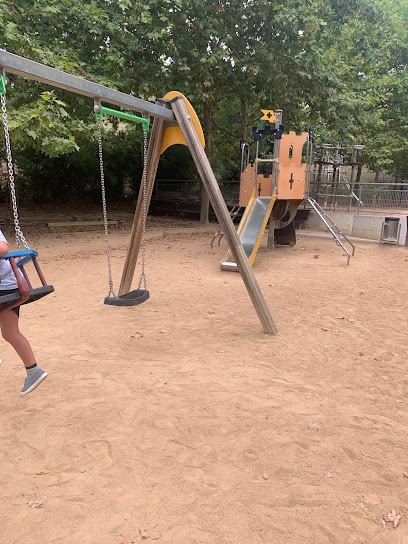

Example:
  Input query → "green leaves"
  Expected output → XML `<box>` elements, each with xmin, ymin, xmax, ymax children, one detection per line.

<box><xmin>6</xmin><ymin>91</ymin><xmax>90</xmax><ymax>157</ymax></box>
<box><xmin>1</xmin><ymin>0</ymin><xmax>408</xmax><ymax>198</ymax></box>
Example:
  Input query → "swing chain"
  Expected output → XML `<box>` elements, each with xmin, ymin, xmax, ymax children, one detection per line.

<box><xmin>97</xmin><ymin>117</ymin><xmax>116</xmax><ymax>298</ymax></box>
<box><xmin>137</xmin><ymin>129</ymin><xmax>148</xmax><ymax>291</ymax></box>
<box><xmin>97</xmin><ymin>112</ymin><xmax>148</xmax><ymax>299</ymax></box>
<box><xmin>0</xmin><ymin>93</ymin><xmax>29</xmax><ymax>251</ymax></box>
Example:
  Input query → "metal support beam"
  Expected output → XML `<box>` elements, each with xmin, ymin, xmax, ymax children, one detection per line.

<box><xmin>0</xmin><ymin>49</ymin><xmax>175</xmax><ymax>123</ymax></box>
<box><xmin>268</xmin><ymin>109</ymin><xmax>282</xmax><ymax>249</ymax></box>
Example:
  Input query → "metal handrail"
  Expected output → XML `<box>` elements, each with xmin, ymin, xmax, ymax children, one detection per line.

<box><xmin>307</xmin><ymin>197</ymin><xmax>355</xmax><ymax>265</ymax></box>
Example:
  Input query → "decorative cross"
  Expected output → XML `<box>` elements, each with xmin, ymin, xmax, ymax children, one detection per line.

<box><xmin>260</xmin><ymin>109</ymin><xmax>276</xmax><ymax>123</ymax></box>
<box><xmin>289</xmin><ymin>173</ymin><xmax>294</xmax><ymax>189</ymax></box>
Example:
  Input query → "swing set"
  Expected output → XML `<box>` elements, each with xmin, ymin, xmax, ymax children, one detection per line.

<box><xmin>95</xmin><ymin>101</ymin><xmax>150</xmax><ymax>306</ymax></box>
<box><xmin>0</xmin><ymin>50</ymin><xmax>278</xmax><ymax>335</ymax></box>
<box><xmin>0</xmin><ymin>74</ymin><xmax>54</xmax><ymax>315</ymax></box>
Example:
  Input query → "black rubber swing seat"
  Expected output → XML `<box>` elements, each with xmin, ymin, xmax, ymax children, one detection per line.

<box><xmin>104</xmin><ymin>289</ymin><xmax>149</xmax><ymax>306</ymax></box>
<box><xmin>0</xmin><ymin>285</ymin><xmax>55</xmax><ymax>312</ymax></box>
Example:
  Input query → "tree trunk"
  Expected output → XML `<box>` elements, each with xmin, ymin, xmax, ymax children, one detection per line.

<box><xmin>200</xmin><ymin>101</ymin><xmax>212</xmax><ymax>225</ymax></box>
<box><xmin>240</xmin><ymin>99</ymin><xmax>247</xmax><ymax>143</ymax></box>
<box><xmin>375</xmin><ymin>163</ymin><xmax>380</xmax><ymax>183</ymax></box>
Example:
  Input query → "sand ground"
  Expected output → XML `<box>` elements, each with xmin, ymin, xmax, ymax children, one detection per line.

<box><xmin>0</xmin><ymin>212</ymin><xmax>407</xmax><ymax>544</ymax></box>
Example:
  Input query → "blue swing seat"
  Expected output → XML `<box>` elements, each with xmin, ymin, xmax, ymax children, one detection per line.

<box><xmin>0</xmin><ymin>250</ymin><xmax>54</xmax><ymax>312</ymax></box>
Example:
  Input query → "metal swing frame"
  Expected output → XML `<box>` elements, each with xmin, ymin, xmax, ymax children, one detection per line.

<box><xmin>0</xmin><ymin>75</ymin><xmax>54</xmax><ymax>315</ymax></box>
<box><xmin>95</xmin><ymin>100</ymin><xmax>150</xmax><ymax>306</ymax></box>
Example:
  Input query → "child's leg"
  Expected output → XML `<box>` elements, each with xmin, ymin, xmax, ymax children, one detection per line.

<box><xmin>0</xmin><ymin>309</ymin><xmax>36</xmax><ymax>367</ymax></box>
<box><xmin>0</xmin><ymin>309</ymin><xmax>47</xmax><ymax>396</ymax></box>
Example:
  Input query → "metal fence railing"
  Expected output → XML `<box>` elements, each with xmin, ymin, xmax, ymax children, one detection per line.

<box><xmin>308</xmin><ymin>181</ymin><xmax>408</xmax><ymax>214</ymax></box>
<box><xmin>153</xmin><ymin>179</ymin><xmax>408</xmax><ymax>215</ymax></box>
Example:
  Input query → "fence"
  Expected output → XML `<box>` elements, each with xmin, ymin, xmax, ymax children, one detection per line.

<box><xmin>154</xmin><ymin>178</ymin><xmax>408</xmax><ymax>215</ymax></box>
<box><xmin>308</xmin><ymin>181</ymin><xmax>408</xmax><ymax>214</ymax></box>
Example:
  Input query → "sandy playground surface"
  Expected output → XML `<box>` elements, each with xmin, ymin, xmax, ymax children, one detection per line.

<box><xmin>0</xmin><ymin>209</ymin><xmax>407</xmax><ymax>544</ymax></box>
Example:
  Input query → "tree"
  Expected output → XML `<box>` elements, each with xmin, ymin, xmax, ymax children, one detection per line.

<box><xmin>1</xmin><ymin>0</ymin><xmax>408</xmax><ymax>208</ymax></box>
<box><xmin>0</xmin><ymin>0</ymin><xmax>164</xmax><ymax>200</ymax></box>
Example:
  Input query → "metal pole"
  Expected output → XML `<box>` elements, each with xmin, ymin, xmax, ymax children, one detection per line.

<box><xmin>307</xmin><ymin>132</ymin><xmax>313</xmax><ymax>199</ymax></box>
<box><xmin>304</xmin><ymin>130</ymin><xmax>310</xmax><ymax>199</ymax></box>
<box><xmin>271</xmin><ymin>110</ymin><xmax>282</xmax><ymax>193</ymax></box>
<box><xmin>357</xmin><ymin>184</ymin><xmax>362</xmax><ymax>215</ymax></box>
<box><xmin>349</xmin><ymin>147</ymin><xmax>358</xmax><ymax>211</ymax></box>
<box><xmin>316</xmin><ymin>144</ymin><xmax>324</xmax><ymax>204</ymax></box>
<box><xmin>0</xmin><ymin>49</ymin><xmax>175</xmax><ymax>123</ymax></box>
<box><xmin>255</xmin><ymin>140</ymin><xmax>260</xmax><ymax>190</ymax></box>
<box><xmin>268</xmin><ymin>109</ymin><xmax>282</xmax><ymax>249</ymax></box>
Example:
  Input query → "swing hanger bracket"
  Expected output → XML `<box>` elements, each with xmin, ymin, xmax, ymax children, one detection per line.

<box><xmin>93</xmin><ymin>99</ymin><xmax>149</xmax><ymax>132</ymax></box>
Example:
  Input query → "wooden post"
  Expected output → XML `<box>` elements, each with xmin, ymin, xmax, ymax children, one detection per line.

<box><xmin>268</xmin><ymin>109</ymin><xmax>282</xmax><ymax>249</ymax></box>
<box><xmin>316</xmin><ymin>144</ymin><xmax>324</xmax><ymax>204</ymax></box>
<box><xmin>331</xmin><ymin>144</ymin><xmax>339</xmax><ymax>211</ymax></box>
<box><xmin>349</xmin><ymin>147</ymin><xmax>358</xmax><ymax>211</ymax></box>
<box><xmin>170</xmin><ymin>96</ymin><xmax>278</xmax><ymax>335</ymax></box>
<box><xmin>118</xmin><ymin>112</ymin><xmax>167</xmax><ymax>296</ymax></box>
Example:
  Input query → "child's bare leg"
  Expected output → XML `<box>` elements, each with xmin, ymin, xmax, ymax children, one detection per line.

<box><xmin>0</xmin><ymin>310</ymin><xmax>36</xmax><ymax>366</ymax></box>
<box><xmin>0</xmin><ymin>309</ymin><xmax>47</xmax><ymax>396</ymax></box>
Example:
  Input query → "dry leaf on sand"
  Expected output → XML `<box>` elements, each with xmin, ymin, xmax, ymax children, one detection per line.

<box><xmin>119</xmin><ymin>535</ymin><xmax>135</xmax><ymax>544</ymax></box>
<box><xmin>309</xmin><ymin>423</ymin><xmax>321</xmax><ymax>431</ymax></box>
<box><xmin>28</xmin><ymin>499</ymin><xmax>44</xmax><ymax>509</ymax></box>
<box><xmin>139</xmin><ymin>525</ymin><xmax>161</xmax><ymax>540</ymax></box>
<box><xmin>383</xmin><ymin>510</ymin><xmax>401</xmax><ymax>528</ymax></box>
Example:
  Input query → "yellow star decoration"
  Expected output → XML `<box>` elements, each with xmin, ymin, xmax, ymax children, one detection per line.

<box><xmin>260</xmin><ymin>109</ymin><xmax>276</xmax><ymax>123</ymax></box>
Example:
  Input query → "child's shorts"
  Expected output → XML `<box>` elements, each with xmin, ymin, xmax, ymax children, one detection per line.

<box><xmin>0</xmin><ymin>288</ymin><xmax>21</xmax><ymax>316</ymax></box>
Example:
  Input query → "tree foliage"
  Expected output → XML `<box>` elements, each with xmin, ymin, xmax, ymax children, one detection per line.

<box><xmin>0</xmin><ymin>0</ymin><xmax>408</xmax><ymax>204</ymax></box>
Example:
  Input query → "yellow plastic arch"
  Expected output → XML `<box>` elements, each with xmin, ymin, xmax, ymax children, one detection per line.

<box><xmin>160</xmin><ymin>91</ymin><xmax>205</xmax><ymax>155</ymax></box>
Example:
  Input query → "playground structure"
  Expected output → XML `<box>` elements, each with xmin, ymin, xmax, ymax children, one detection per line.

<box><xmin>0</xmin><ymin>50</ymin><xmax>277</xmax><ymax>334</ymax></box>
<box><xmin>309</xmin><ymin>142</ymin><xmax>365</xmax><ymax>211</ymax></box>
<box><xmin>221</xmin><ymin>111</ymin><xmax>356</xmax><ymax>269</ymax></box>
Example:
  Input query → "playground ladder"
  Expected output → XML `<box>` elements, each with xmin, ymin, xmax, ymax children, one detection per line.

<box><xmin>307</xmin><ymin>197</ymin><xmax>355</xmax><ymax>265</ymax></box>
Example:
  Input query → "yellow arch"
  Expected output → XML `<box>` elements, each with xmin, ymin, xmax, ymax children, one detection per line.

<box><xmin>160</xmin><ymin>91</ymin><xmax>205</xmax><ymax>154</ymax></box>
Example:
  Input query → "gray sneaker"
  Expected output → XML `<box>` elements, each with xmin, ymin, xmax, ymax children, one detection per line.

<box><xmin>20</xmin><ymin>368</ymin><xmax>48</xmax><ymax>397</ymax></box>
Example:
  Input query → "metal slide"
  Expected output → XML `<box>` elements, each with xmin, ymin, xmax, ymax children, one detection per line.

<box><xmin>221</xmin><ymin>188</ymin><xmax>277</xmax><ymax>271</ymax></box>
